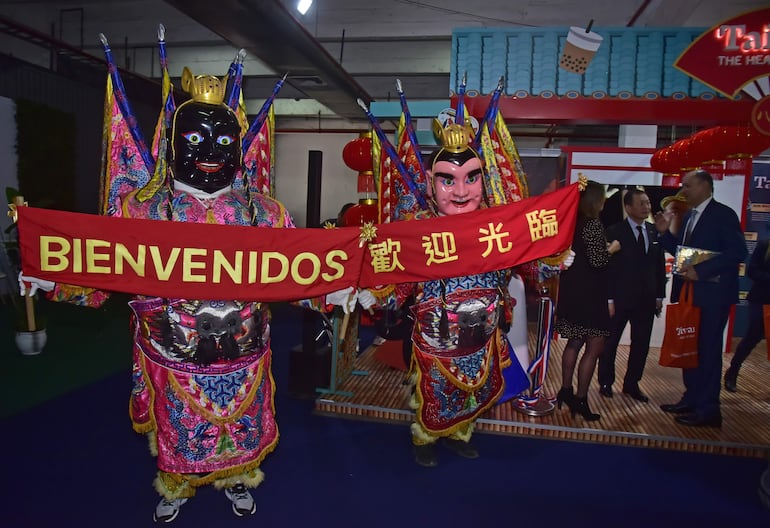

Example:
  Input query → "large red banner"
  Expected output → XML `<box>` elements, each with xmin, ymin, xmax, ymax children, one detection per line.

<box><xmin>16</xmin><ymin>184</ymin><xmax>578</xmax><ymax>301</ymax></box>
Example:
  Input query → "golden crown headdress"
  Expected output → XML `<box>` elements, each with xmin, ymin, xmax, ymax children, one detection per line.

<box><xmin>181</xmin><ymin>67</ymin><xmax>227</xmax><ymax>104</ymax></box>
<box><xmin>432</xmin><ymin>120</ymin><xmax>474</xmax><ymax>154</ymax></box>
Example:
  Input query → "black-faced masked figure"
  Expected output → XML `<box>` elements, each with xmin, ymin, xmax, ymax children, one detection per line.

<box><xmin>37</xmin><ymin>34</ymin><xmax>301</xmax><ymax>523</ymax></box>
<box><xmin>170</xmin><ymin>101</ymin><xmax>241</xmax><ymax>194</ymax></box>
<box><xmin>109</xmin><ymin>66</ymin><xmax>294</xmax><ymax>522</ymax></box>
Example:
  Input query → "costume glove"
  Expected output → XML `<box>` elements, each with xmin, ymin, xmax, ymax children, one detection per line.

<box><xmin>563</xmin><ymin>250</ymin><xmax>576</xmax><ymax>269</ymax></box>
<box><xmin>325</xmin><ymin>287</ymin><xmax>357</xmax><ymax>314</ymax></box>
<box><xmin>357</xmin><ymin>289</ymin><xmax>377</xmax><ymax>310</ymax></box>
<box><xmin>18</xmin><ymin>272</ymin><xmax>55</xmax><ymax>296</ymax></box>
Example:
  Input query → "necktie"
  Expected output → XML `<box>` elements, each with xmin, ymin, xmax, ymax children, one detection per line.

<box><xmin>684</xmin><ymin>210</ymin><xmax>697</xmax><ymax>244</ymax></box>
<box><xmin>636</xmin><ymin>225</ymin><xmax>646</xmax><ymax>254</ymax></box>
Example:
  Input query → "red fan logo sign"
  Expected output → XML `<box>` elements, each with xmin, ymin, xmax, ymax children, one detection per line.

<box><xmin>675</xmin><ymin>7</ymin><xmax>770</xmax><ymax>135</ymax></box>
<box><xmin>753</xmin><ymin>97</ymin><xmax>770</xmax><ymax>136</ymax></box>
<box><xmin>675</xmin><ymin>7</ymin><xmax>770</xmax><ymax>97</ymax></box>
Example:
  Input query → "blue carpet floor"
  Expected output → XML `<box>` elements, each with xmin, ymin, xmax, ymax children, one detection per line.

<box><xmin>3</xmin><ymin>304</ymin><xmax>769</xmax><ymax>527</ymax></box>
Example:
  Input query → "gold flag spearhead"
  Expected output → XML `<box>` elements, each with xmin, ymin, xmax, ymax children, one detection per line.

<box><xmin>8</xmin><ymin>196</ymin><xmax>27</xmax><ymax>223</ymax></box>
<box><xmin>577</xmin><ymin>173</ymin><xmax>588</xmax><ymax>191</ymax></box>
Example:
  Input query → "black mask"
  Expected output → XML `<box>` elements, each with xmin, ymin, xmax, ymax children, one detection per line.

<box><xmin>171</xmin><ymin>101</ymin><xmax>241</xmax><ymax>194</ymax></box>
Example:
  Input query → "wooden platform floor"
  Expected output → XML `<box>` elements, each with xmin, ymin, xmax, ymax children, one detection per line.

<box><xmin>315</xmin><ymin>331</ymin><xmax>770</xmax><ymax>458</ymax></box>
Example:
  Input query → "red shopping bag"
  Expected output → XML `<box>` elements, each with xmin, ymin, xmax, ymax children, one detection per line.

<box><xmin>660</xmin><ymin>282</ymin><xmax>699</xmax><ymax>369</ymax></box>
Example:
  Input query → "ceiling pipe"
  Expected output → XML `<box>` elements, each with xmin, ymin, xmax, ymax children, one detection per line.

<box><xmin>0</xmin><ymin>14</ymin><xmax>178</xmax><ymax>103</ymax></box>
<box><xmin>275</xmin><ymin>127</ymin><xmax>625</xmax><ymax>140</ymax></box>
<box><xmin>543</xmin><ymin>123</ymin><xmax>559</xmax><ymax>148</ymax></box>
<box><xmin>163</xmin><ymin>0</ymin><xmax>372</xmax><ymax>121</ymax></box>
<box><xmin>626</xmin><ymin>0</ymin><xmax>653</xmax><ymax>26</ymax></box>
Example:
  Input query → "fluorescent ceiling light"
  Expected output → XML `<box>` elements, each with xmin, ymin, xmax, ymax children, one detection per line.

<box><xmin>297</xmin><ymin>0</ymin><xmax>313</xmax><ymax>15</ymax></box>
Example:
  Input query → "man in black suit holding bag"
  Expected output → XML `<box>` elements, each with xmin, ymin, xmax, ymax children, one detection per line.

<box><xmin>598</xmin><ymin>188</ymin><xmax>666</xmax><ymax>402</ymax></box>
<box><xmin>654</xmin><ymin>169</ymin><xmax>747</xmax><ymax>428</ymax></box>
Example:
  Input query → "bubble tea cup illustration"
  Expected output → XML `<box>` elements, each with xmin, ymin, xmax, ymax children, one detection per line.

<box><xmin>560</xmin><ymin>23</ymin><xmax>603</xmax><ymax>74</ymax></box>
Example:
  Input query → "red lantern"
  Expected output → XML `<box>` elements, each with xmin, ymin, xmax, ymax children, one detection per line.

<box><xmin>724</xmin><ymin>154</ymin><xmax>752</xmax><ymax>176</ymax></box>
<box><xmin>661</xmin><ymin>173</ymin><xmax>681</xmax><ymax>188</ymax></box>
<box><xmin>688</xmin><ymin>127</ymin><xmax>719</xmax><ymax>166</ymax></box>
<box><xmin>342</xmin><ymin>198</ymin><xmax>379</xmax><ymax>226</ymax></box>
<box><xmin>711</xmin><ymin>126</ymin><xmax>748</xmax><ymax>160</ymax></box>
<box><xmin>701</xmin><ymin>160</ymin><xmax>724</xmax><ymax>180</ymax></box>
<box><xmin>688</xmin><ymin>127</ymin><xmax>724</xmax><ymax>179</ymax></box>
<box><xmin>651</xmin><ymin>145</ymin><xmax>682</xmax><ymax>188</ymax></box>
<box><xmin>357</xmin><ymin>170</ymin><xmax>375</xmax><ymax>193</ymax></box>
<box><xmin>651</xmin><ymin>146</ymin><xmax>679</xmax><ymax>174</ymax></box>
<box><xmin>671</xmin><ymin>137</ymin><xmax>698</xmax><ymax>172</ymax></box>
<box><xmin>743</xmin><ymin>126</ymin><xmax>770</xmax><ymax>157</ymax></box>
<box><xmin>342</xmin><ymin>134</ymin><xmax>373</xmax><ymax>172</ymax></box>
<box><xmin>650</xmin><ymin>147</ymin><xmax>669</xmax><ymax>172</ymax></box>
<box><xmin>343</xmin><ymin>132</ymin><xmax>376</xmax><ymax>193</ymax></box>
<box><xmin>664</xmin><ymin>144</ymin><xmax>686</xmax><ymax>173</ymax></box>
<box><xmin>710</xmin><ymin>126</ymin><xmax>769</xmax><ymax>176</ymax></box>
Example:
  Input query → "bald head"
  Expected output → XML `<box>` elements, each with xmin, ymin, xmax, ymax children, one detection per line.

<box><xmin>680</xmin><ymin>169</ymin><xmax>713</xmax><ymax>209</ymax></box>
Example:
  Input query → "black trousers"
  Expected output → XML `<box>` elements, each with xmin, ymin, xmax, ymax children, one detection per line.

<box><xmin>598</xmin><ymin>299</ymin><xmax>655</xmax><ymax>388</ymax></box>
<box><xmin>681</xmin><ymin>302</ymin><xmax>730</xmax><ymax>419</ymax></box>
<box><xmin>731</xmin><ymin>301</ymin><xmax>765</xmax><ymax>370</ymax></box>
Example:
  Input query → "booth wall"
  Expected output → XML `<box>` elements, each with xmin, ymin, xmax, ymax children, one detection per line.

<box><xmin>275</xmin><ymin>132</ymin><xmax>368</xmax><ymax>227</ymax></box>
<box><xmin>0</xmin><ymin>96</ymin><xmax>17</xmax><ymax>234</ymax></box>
<box><xmin>0</xmin><ymin>54</ymin><xmax>156</xmax><ymax>216</ymax></box>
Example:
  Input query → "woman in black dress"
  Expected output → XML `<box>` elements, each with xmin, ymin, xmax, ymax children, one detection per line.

<box><xmin>555</xmin><ymin>181</ymin><xmax>620</xmax><ymax>421</ymax></box>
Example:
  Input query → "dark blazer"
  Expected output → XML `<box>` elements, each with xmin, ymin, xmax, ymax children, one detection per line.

<box><xmin>747</xmin><ymin>239</ymin><xmax>770</xmax><ymax>305</ymax></box>
<box><xmin>606</xmin><ymin>219</ymin><xmax>666</xmax><ymax>311</ymax></box>
<box><xmin>659</xmin><ymin>198</ymin><xmax>747</xmax><ymax>307</ymax></box>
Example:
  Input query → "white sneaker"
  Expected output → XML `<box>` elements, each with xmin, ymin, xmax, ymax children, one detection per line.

<box><xmin>153</xmin><ymin>497</ymin><xmax>188</xmax><ymax>523</ymax></box>
<box><xmin>225</xmin><ymin>483</ymin><xmax>256</xmax><ymax>516</ymax></box>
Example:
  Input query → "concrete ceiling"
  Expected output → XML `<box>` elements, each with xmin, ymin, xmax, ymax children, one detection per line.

<box><xmin>0</xmin><ymin>0</ymin><xmax>768</xmax><ymax>128</ymax></box>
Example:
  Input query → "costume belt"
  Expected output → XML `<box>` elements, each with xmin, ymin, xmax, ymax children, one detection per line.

<box><xmin>130</xmin><ymin>296</ymin><xmax>268</xmax><ymax>374</ymax></box>
<box><xmin>411</xmin><ymin>288</ymin><xmax>500</xmax><ymax>358</ymax></box>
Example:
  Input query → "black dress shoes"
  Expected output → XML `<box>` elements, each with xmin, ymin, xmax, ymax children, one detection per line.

<box><xmin>413</xmin><ymin>444</ymin><xmax>438</xmax><ymax>467</ymax></box>
<box><xmin>724</xmin><ymin>368</ymin><xmax>738</xmax><ymax>393</ymax></box>
<box><xmin>674</xmin><ymin>413</ymin><xmax>722</xmax><ymax>428</ymax></box>
<box><xmin>599</xmin><ymin>385</ymin><xmax>613</xmax><ymax>398</ymax></box>
<box><xmin>622</xmin><ymin>386</ymin><xmax>649</xmax><ymax>403</ymax></box>
<box><xmin>442</xmin><ymin>438</ymin><xmax>479</xmax><ymax>459</ymax></box>
<box><xmin>660</xmin><ymin>402</ymin><xmax>694</xmax><ymax>414</ymax></box>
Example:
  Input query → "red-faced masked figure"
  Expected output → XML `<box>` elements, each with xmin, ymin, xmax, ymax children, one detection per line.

<box><xmin>364</xmin><ymin>124</ymin><xmax>522</xmax><ymax>467</ymax></box>
<box><xmin>426</xmin><ymin>147</ymin><xmax>484</xmax><ymax>216</ymax></box>
<box><xmin>357</xmin><ymin>81</ymin><xmax>574</xmax><ymax>466</ymax></box>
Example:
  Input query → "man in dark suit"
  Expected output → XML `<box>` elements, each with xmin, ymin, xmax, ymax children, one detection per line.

<box><xmin>598</xmin><ymin>189</ymin><xmax>666</xmax><ymax>402</ymax></box>
<box><xmin>654</xmin><ymin>169</ymin><xmax>747</xmax><ymax>428</ymax></box>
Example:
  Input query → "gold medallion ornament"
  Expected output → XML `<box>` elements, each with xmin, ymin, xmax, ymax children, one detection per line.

<box><xmin>359</xmin><ymin>222</ymin><xmax>378</xmax><ymax>247</ymax></box>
